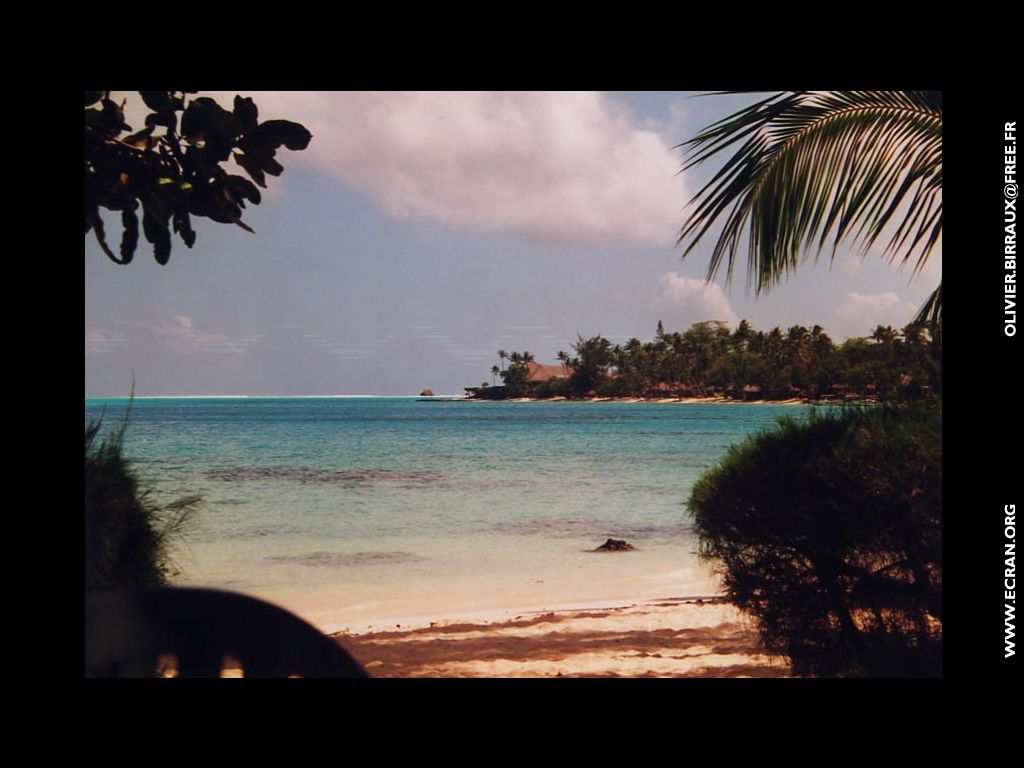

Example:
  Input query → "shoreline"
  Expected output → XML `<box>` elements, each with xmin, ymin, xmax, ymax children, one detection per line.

<box><xmin>330</xmin><ymin>594</ymin><xmax>788</xmax><ymax>678</ymax></box>
<box><xmin>86</xmin><ymin>395</ymin><xmax>870</xmax><ymax>405</ymax></box>
<box><xmin>316</xmin><ymin>589</ymin><xmax>721</xmax><ymax>637</ymax></box>
<box><xmin>460</xmin><ymin>395</ymin><xmax>852</xmax><ymax>405</ymax></box>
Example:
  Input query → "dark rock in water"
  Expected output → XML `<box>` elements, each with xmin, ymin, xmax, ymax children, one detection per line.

<box><xmin>208</xmin><ymin>467</ymin><xmax>445</xmax><ymax>486</ymax></box>
<box><xmin>593</xmin><ymin>538</ymin><xmax>635</xmax><ymax>552</ymax></box>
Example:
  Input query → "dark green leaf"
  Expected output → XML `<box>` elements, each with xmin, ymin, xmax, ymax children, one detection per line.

<box><xmin>120</xmin><ymin>206</ymin><xmax>139</xmax><ymax>264</ymax></box>
<box><xmin>88</xmin><ymin>207</ymin><xmax>119</xmax><ymax>263</ymax></box>
<box><xmin>84</xmin><ymin>108</ymin><xmax>107</xmax><ymax>130</ymax></box>
<box><xmin>262</xmin><ymin>156</ymin><xmax>284</xmax><ymax>176</ymax></box>
<box><xmin>234</xmin><ymin>152</ymin><xmax>266</xmax><ymax>187</ymax></box>
<box><xmin>213</xmin><ymin>197</ymin><xmax>243</xmax><ymax>225</ymax></box>
<box><xmin>235</xmin><ymin>140</ymin><xmax>283</xmax><ymax>176</ymax></box>
<box><xmin>182</xmin><ymin>97</ymin><xmax>242</xmax><ymax>143</ymax></box>
<box><xmin>123</xmin><ymin>125</ymin><xmax>155</xmax><ymax>148</ymax></box>
<box><xmin>234</xmin><ymin>96</ymin><xmax>258</xmax><ymax>132</ymax></box>
<box><xmin>100</xmin><ymin>98</ymin><xmax>132</xmax><ymax>134</ymax></box>
<box><xmin>145</xmin><ymin>111</ymin><xmax>177</xmax><ymax>130</ymax></box>
<box><xmin>227</xmin><ymin>174</ymin><xmax>262</xmax><ymax>205</ymax></box>
<box><xmin>188</xmin><ymin>183</ymin><xmax>241</xmax><ymax>226</ymax></box>
<box><xmin>140</xmin><ymin>91</ymin><xmax>173</xmax><ymax>112</ymax></box>
<box><xmin>86</xmin><ymin>92</ymin><xmax>306</xmax><ymax>269</ymax></box>
<box><xmin>248</xmin><ymin>119</ymin><xmax>312</xmax><ymax>151</ymax></box>
<box><xmin>173</xmin><ymin>211</ymin><xmax>196</xmax><ymax>248</ymax></box>
<box><xmin>141</xmin><ymin>199</ymin><xmax>172</xmax><ymax>265</ymax></box>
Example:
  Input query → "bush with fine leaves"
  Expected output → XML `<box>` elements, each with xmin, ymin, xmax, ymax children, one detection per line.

<box><xmin>85</xmin><ymin>418</ymin><xmax>200</xmax><ymax>591</ymax></box>
<box><xmin>688</xmin><ymin>401</ymin><xmax>941</xmax><ymax>677</ymax></box>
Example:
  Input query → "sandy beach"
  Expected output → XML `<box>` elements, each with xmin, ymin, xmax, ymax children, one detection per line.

<box><xmin>330</xmin><ymin>596</ymin><xmax>789</xmax><ymax>678</ymax></box>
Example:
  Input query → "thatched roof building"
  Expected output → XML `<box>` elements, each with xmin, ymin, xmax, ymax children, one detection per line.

<box><xmin>524</xmin><ymin>362</ymin><xmax>572</xmax><ymax>383</ymax></box>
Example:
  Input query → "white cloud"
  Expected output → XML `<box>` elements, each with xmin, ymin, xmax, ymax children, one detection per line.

<box><xmin>650</xmin><ymin>272</ymin><xmax>739</xmax><ymax>326</ymax></box>
<box><xmin>835</xmin><ymin>291</ymin><xmax>918</xmax><ymax>330</ymax></box>
<box><xmin>839</xmin><ymin>251</ymin><xmax>864</xmax><ymax>275</ymax></box>
<box><xmin>86</xmin><ymin>329</ymin><xmax>117</xmax><ymax>343</ymax></box>
<box><xmin>837</xmin><ymin>243</ymin><xmax>942</xmax><ymax>283</ymax></box>
<box><xmin>169</xmin><ymin>317</ymin><xmax>242</xmax><ymax>354</ymax></box>
<box><xmin>231</xmin><ymin>91</ymin><xmax>687</xmax><ymax>247</ymax></box>
<box><xmin>122</xmin><ymin>309</ymin><xmax>243</xmax><ymax>355</ymax></box>
<box><xmin>85</xmin><ymin>328</ymin><xmax>124</xmax><ymax>355</ymax></box>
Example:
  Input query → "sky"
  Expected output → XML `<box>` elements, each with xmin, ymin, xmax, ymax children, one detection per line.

<box><xmin>85</xmin><ymin>91</ymin><xmax>942</xmax><ymax>397</ymax></box>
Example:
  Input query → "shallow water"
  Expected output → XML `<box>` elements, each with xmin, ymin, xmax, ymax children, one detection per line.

<box><xmin>84</xmin><ymin>397</ymin><xmax>816</xmax><ymax>631</ymax></box>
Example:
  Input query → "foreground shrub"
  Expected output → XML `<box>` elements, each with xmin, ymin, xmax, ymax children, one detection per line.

<box><xmin>688</xmin><ymin>401</ymin><xmax>941</xmax><ymax>677</ymax></box>
<box><xmin>85</xmin><ymin>415</ymin><xmax>200</xmax><ymax>591</ymax></box>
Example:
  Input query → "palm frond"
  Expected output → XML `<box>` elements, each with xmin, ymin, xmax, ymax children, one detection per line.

<box><xmin>914</xmin><ymin>281</ymin><xmax>942</xmax><ymax>326</ymax></box>
<box><xmin>678</xmin><ymin>91</ymin><xmax>942</xmax><ymax>307</ymax></box>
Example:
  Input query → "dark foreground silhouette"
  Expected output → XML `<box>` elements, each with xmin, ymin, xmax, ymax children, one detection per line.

<box><xmin>85</xmin><ymin>587</ymin><xmax>366</xmax><ymax>678</ymax></box>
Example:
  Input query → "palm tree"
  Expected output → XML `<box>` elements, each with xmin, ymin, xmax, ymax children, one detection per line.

<box><xmin>677</xmin><ymin>91</ymin><xmax>941</xmax><ymax>324</ymax></box>
<box><xmin>731</xmin><ymin>319</ymin><xmax>754</xmax><ymax>352</ymax></box>
<box><xmin>786</xmin><ymin>325</ymin><xmax>812</xmax><ymax>362</ymax></box>
<box><xmin>871</xmin><ymin>325</ymin><xmax>900</xmax><ymax>346</ymax></box>
<box><xmin>810</xmin><ymin>324</ymin><xmax>836</xmax><ymax>361</ymax></box>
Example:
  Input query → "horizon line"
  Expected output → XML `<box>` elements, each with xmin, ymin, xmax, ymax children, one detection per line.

<box><xmin>85</xmin><ymin>394</ymin><xmax>469</xmax><ymax>400</ymax></box>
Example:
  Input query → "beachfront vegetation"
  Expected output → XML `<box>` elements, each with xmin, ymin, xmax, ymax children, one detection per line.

<box><xmin>677</xmin><ymin>91</ymin><xmax>942</xmax><ymax>325</ymax></box>
<box><xmin>688</xmin><ymin>402</ymin><xmax>942</xmax><ymax>677</ymax></box>
<box><xmin>676</xmin><ymin>91</ymin><xmax>942</xmax><ymax>677</ymax></box>
<box><xmin>85</xmin><ymin>91</ymin><xmax>311</xmax><ymax>265</ymax></box>
<box><xmin>85</xmin><ymin>416</ymin><xmax>200</xmax><ymax>591</ymax></box>
<box><xmin>466</xmin><ymin>319</ymin><xmax>941</xmax><ymax>402</ymax></box>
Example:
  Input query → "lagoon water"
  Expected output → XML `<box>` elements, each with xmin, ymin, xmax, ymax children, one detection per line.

<box><xmin>84</xmin><ymin>397</ymin><xmax>815</xmax><ymax>632</ymax></box>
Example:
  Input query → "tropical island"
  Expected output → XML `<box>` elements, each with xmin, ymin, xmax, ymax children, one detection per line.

<box><xmin>465</xmin><ymin>319</ymin><xmax>941</xmax><ymax>403</ymax></box>
<box><xmin>86</xmin><ymin>90</ymin><xmax>943</xmax><ymax>678</ymax></box>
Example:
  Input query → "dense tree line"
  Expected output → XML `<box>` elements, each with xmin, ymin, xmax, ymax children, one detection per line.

<box><xmin>468</xmin><ymin>319</ymin><xmax>941</xmax><ymax>402</ymax></box>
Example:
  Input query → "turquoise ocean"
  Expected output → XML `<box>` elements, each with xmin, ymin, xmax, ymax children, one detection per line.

<box><xmin>84</xmin><ymin>397</ymin><xmax>814</xmax><ymax>632</ymax></box>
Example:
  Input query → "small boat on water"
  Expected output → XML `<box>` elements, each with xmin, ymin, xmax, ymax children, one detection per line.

<box><xmin>417</xmin><ymin>388</ymin><xmax>461</xmax><ymax>402</ymax></box>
